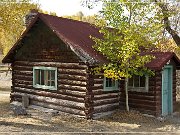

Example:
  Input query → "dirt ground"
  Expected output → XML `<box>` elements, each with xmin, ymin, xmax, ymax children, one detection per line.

<box><xmin>0</xmin><ymin>72</ymin><xmax>180</xmax><ymax>134</ymax></box>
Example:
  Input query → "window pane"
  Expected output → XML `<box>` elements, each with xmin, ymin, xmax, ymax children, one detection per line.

<box><xmin>106</xmin><ymin>78</ymin><xmax>113</xmax><ymax>87</ymax></box>
<box><xmin>51</xmin><ymin>70</ymin><xmax>55</xmax><ymax>80</ymax></box>
<box><xmin>140</xmin><ymin>76</ymin><xmax>145</xmax><ymax>87</ymax></box>
<box><xmin>106</xmin><ymin>78</ymin><xmax>109</xmax><ymax>87</ymax></box>
<box><xmin>51</xmin><ymin>81</ymin><xmax>55</xmax><ymax>86</ymax></box>
<box><xmin>35</xmin><ymin>69</ymin><xmax>40</xmax><ymax>85</ymax></box>
<box><xmin>128</xmin><ymin>77</ymin><xmax>133</xmax><ymax>87</ymax></box>
<box><xmin>44</xmin><ymin>70</ymin><xmax>49</xmax><ymax>86</ymax></box>
<box><xmin>134</xmin><ymin>75</ymin><xmax>139</xmax><ymax>87</ymax></box>
<box><xmin>48</xmin><ymin>70</ymin><xmax>51</xmax><ymax>80</ymax></box>
<box><xmin>105</xmin><ymin>78</ymin><xmax>116</xmax><ymax>87</ymax></box>
<box><xmin>112</xmin><ymin>80</ymin><xmax>115</xmax><ymax>87</ymax></box>
<box><xmin>47</xmin><ymin>80</ymin><xmax>51</xmax><ymax>86</ymax></box>
<box><xmin>108</xmin><ymin>78</ymin><xmax>112</xmax><ymax>87</ymax></box>
<box><xmin>41</xmin><ymin>70</ymin><xmax>44</xmax><ymax>85</ymax></box>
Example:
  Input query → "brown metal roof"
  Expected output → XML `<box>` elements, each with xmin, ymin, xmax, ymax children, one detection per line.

<box><xmin>144</xmin><ymin>52</ymin><xmax>180</xmax><ymax>70</ymax></box>
<box><xmin>2</xmin><ymin>11</ymin><xmax>180</xmax><ymax>70</ymax></box>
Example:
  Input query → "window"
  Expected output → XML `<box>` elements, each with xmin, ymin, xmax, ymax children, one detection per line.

<box><xmin>128</xmin><ymin>75</ymin><xmax>149</xmax><ymax>92</ymax></box>
<box><xmin>33</xmin><ymin>67</ymin><xmax>57</xmax><ymax>90</ymax></box>
<box><xmin>103</xmin><ymin>77</ymin><xmax>119</xmax><ymax>91</ymax></box>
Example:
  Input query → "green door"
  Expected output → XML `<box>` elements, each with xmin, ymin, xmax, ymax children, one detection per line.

<box><xmin>162</xmin><ymin>65</ymin><xmax>173</xmax><ymax>116</ymax></box>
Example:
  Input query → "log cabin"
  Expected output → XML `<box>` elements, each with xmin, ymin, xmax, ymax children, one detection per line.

<box><xmin>2</xmin><ymin>10</ymin><xmax>180</xmax><ymax>119</ymax></box>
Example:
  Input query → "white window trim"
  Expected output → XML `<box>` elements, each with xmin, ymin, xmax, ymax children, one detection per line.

<box><xmin>103</xmin><ymin>77</ymin><xmax>119</xmax><ymax>91</ymax></box>
<box><xmin>128</xmin><ymin>75</ymin><xmax>149</xmax><ymax>92</ymax></box>
<box><xmin>33</xmin><ymin>66</ymin><xmax>57</xmax><ymax>90</ymax></box>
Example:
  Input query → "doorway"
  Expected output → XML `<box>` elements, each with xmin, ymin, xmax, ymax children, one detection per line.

<box><xmin>162</xmin><ymin>65</ymin><xmax>173</xmax><ymax>116</ymax></box>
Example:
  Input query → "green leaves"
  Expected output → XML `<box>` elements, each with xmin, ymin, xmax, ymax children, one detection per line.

<box><xmin>0</xmin><ymin>0</ymin><xmax>39</xmax><ymax>55</ymax></box>
<box><xmin>92</xmin><ymin>1</ymin><xmax>163</xmax><ymax>80</ymax></box>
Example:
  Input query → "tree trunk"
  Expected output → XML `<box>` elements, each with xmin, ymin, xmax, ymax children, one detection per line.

<box><xmin>125</xmin><ymin>77</ymin><xmax>129</xmax><ymax>112</ymax></box>
<box><xmin>155</xmin><ymin>0</ymin><xmax>180</xmax><ymax>46</ymax></box>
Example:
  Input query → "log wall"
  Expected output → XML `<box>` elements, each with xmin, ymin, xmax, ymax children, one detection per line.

<box><xmin>120</xmin><ymin>66</ymin><xmax>177</xmax><ymax>116</ymax></box>
<box><xmin>11</xmin><ymin>61</ymin><xmax>177</xmax><ymax>118</ymax></box>
<box><xmin>14</xmin><ymin>19</ymin><xmax>80</xmax><ymax>62</ymax></box>
<box><xmin>89</xmin><ymin>73</ymin><xmax>120</xmax><ymax>119</ymax></box>
<box><xmin>11</xmin><ymin>61</ymin><xmax>88</xmax><ymax>117</ymax></box>
<box><xmin>119</xmin><ymin>72</ymin><xmax>158</xmax><ymax>116</ymax></box>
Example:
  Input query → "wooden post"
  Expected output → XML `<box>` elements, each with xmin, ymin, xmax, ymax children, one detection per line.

<box><xmin>22</xmin><ymin>94</ymin><xmax>29</xmax><ymax>108</ymax></box>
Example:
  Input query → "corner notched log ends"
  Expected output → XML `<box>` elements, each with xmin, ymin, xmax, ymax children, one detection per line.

<box><xmin>10</xmin><ymin>101</ymin><xmax>27</xmax><ymax>115</ymax></box>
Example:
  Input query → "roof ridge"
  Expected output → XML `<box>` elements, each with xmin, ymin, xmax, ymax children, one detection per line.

<box><xmin>39</xmin><ymin>12</ymin><xmax>96</xmax><ymax>28</ymax></box>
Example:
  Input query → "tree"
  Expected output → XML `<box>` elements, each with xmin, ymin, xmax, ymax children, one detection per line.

<box><xmin>0</xmin><ymin>0</ymin><xmax>39</xmax><ymax>55</ymax></box>
<box><xmin>91</xmin><ymin>1</ymin><xmax>165</xmax><ymax>111</ymax></box>
<box><xmin>154</xmin><ymin>0</ymin><xmax>180</xmax><ymax>46</ymax></box>
<box><xmin>82</xmin><ymin>0</ymin><xmax>180</xmax><ymax>46</ymax></box>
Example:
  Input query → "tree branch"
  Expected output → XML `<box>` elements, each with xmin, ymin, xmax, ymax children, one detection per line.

<box><xmin>155</xmin><ymin>0</ymin><xmax>180</xmax><ymax>46</ymax></box>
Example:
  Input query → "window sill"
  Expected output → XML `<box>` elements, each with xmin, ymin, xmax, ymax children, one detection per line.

<box><xmin>103</xmin><ymin>89</ymin><xmax>119</xmax><ymax>91</ymax></box>
<box><xmin>128</xmin><ymin>87</ymin><xmax>148</xmax><ymax>92</ymax></box>
<box><xmin>33</xmin><ymin>85</ymin><xmax>57</xmax><ymax>90</ymax></box>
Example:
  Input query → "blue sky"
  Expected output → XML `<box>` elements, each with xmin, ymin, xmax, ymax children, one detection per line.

<box><xmin>35</xmin><ymin>0</ymin><xmax>102</xmax><ymax>16</ymax></box>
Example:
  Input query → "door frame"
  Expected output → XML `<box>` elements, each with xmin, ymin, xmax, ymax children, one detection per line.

<box><xmin>162</xmin><ymin>65</ymin><xmax>173</xmax><ymax>116</ymax></box>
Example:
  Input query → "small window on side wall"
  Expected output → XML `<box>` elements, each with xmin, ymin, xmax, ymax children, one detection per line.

<box><xmin>103</xmin><ymin>77</ymin><xmax>119</xmax><ymax>91</ymax></box>
<box><xmin>33</xmin><ymin>67</ymin><xmax>57</xmax><ymax>90</ymax></box>
<box><xmin>128</xmin><ymin>75</ymin><xmax>149</xmax><ymax>92</ymax></box>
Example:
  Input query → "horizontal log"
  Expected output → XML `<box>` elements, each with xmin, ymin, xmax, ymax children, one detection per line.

<box><xmin>57</xmin><ymin>89</ymin><xmax>86</xmax><ymax>98</ymax></box>
<box><xmin>119</xmin><ymin>101</ymin><xmax>156</xmax><ymax>111</ymax></box>
<box><xmin>156</xmin><ymin>81</ymin><xmax>162</xmax><ymax>86</ymax></box>
<box><xmin>155</xmin><ymin>76</ymin><xmax>161</xmax><ymax>81</ymax></box>
<box><xmin>93</xmin><ymin>98</ymin><xmax>119</xmax><ymax>107</ymax></box>
<box><xmin>13</xmin><ymin>84</ymin><xmax>86</xmax><ymax>98</ymax></box>
<box><xmin>149</xmin><ymin>86</ymin><xmax>155</xmax><ymax>91</ymax></box>
<box><xmin>155</xmin><ymin>86</ymin><xmax>161</xmax><ymax>91</ymax></box>
<box><xmin>92</xmin><ymin>89</ymin><xmax>120</xmax><ymax>95</ymax></box>
<box><xmin>58</xmin><ymin>69</ymin><xmax>87</xmax><ymax>76</ymax></box>
<box><xmin>31</xmin><ymin>100</ymin><xmax>86</xmax><ymax>116</ymax></box>
<box><xmin>93</xmin><ymin>79</ymin><xmax>103</xmax><ymax>84</ymax></box>
<box><xmin>93</xmin><ymin>93</ymin><xmax>119</xmax><ymax>100</ymax></box>
<box><xmin>16</xmin><ymin>57</ymin><xmax>80</xmax><ymax>62</ymax></box>
<box><xmin>92</xmin><ymin>85</ymin><xmax>103</xmax><ymax>90</ymax></box>
<box><xmin>13</xmin><ymin>75</ymin><xmax>33</xmax><ymax>81</ymax></box>
<box><xmin>120</xmin><ymin>93</ymin><xmax>155</xmax><ymax>100</ymax></box>
<box><xmin>121</xmin><ymin>90</ymin><xmax>155</xmax><ymax>96</ymax></box>
<box><xmin>120</xmin><ymin>97</ymin><xmax>156</xmax><ymax>106</ymax></box>
<box><xmin>59</xmin><ymin>84</ymin><xmax>86</xmax><ymax>92</ymax></box>
<box><xmin>14</xmin><ymin>83</ymin><xmax>33</xmax><ymax>89</ymax></box>
<box><xmin>13</xmin><ymin>70</ymin><xmax>33</xmax><ymax>76</ymax></box>
<box><xmin>11</xmin><ymin>92</ymin><xmax>85</xmax><ymax>110</ymax></box>
<box><xmin>13</xmin><ymin>79</ymin><xmax>32</xmax><ymax>85</ymax></box>
<box><xmin>13</xmin><ymin>66</ymin><xmax>32</xmax><ymax>71</ymax></box>
<box><xmin>14</xmin><ymin>61</ymin><xmax>87</xmax><ymax>69</ymax></box>
<box><xmin>93</xmin><ymin>103</ymin><xmax>119</xmax><ymax>113</ymax></box>
<box><xmin>149</xmin><ymin>80</ymin><xmax>155</xmax><ymax>85</ymax></box>
<box><xmin>13</xmin><ymin>87</ymin><xmax>84</xmax><ymax>102</ymax></box>
<box><xmin>58</xmin><ymin>74</ymin><xmax>87</xmax><ymax>81</ymax></box>
<box><xmin>59</xmin><ymin>79</ymin><xmax>87</xmax><ymax>87</ymax></box>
